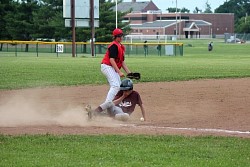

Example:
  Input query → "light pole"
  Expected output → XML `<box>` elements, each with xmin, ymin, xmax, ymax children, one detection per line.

<box><xmin>116</xmin><ymin>0</ymin><xmax>118</xmax><ymax>28</ymax></box>
<box><xmin>160</xmin><ymin>10</ymin><xmax>162</xmax><ymax>36</ymax></box>
<box><xmin>175</xmin><ymin>0</ymin><xmax>178</xmax><ymax>39</ymax></box>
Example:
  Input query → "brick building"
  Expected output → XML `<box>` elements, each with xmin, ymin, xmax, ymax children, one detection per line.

<box><xmin>116</xmin><ymin>0</ymin><xmax>234</xmax><ymax>38</ymax></box>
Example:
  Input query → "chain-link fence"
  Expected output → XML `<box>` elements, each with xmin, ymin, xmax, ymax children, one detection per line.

<box><xmin>224</xmin><ymin>33</ymin><xmax>250</xmax><ymax>43</ymax></box>
<box><xmin>0</xmin><ymin>41</ymin><xmax>183</xmax><ymax>57</ymax></box>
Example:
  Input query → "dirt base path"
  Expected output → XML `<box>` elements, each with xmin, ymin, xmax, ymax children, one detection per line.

<box><xmin>0</xmin><ymin>78</ymin><xmax>249</xmax><ymax>138</ymax></box>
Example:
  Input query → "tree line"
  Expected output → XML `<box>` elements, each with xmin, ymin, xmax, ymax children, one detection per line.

<box><xmin>215</xmin><ymin>0</ymin><xmax>250</xmax><ymax>33</ymax></box>
<box><xmin>0</xmin><ymin>0</ymin><xmax>249</xmax><ymax>42</ymax></box>
<box><xmin>0</xmin><ymin>0</ymin><xmax>129</xmax><ymax>42</ymax></box>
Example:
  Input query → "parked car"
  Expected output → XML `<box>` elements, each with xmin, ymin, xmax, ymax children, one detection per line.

<box><xmin>227</xmin><ymin>38</ymin><xmax>241</xmax><ymax>43</ymax></box>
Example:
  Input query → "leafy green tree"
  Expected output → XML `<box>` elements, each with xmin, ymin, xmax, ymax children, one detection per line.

<box><xmin>32</xmin><ymin>0</ymin><xmax>69</xmax><ymax>41</ymax></box>
<box><xmin>215</xmin><ymin>0</ymin><xmax>250</xmax><ymax>23</ymax></box>
<box><xmin>0</xmin><ymin>0</ymin><xmax>13</xmax><ymax>50</ymax></box>
<box><xmin>167</xmin><ymin>7</ymin><xmax>180</xmax><ymax>13</ymax></box>
<box><xmin>235</xmin><ymin>16</ymin><xmax>250</xmax><ymax>33</ymax></box>
<box><xmin>50</xmin><ymin>11</ymin><xmax>71</xmax><ymax>41</ymax></box>
<box><xmin>215</xmin><ymin>0</ymin><xmax>250</xmax><ymax>32</ymax></box>
<box><xmin>5</xmin><ymin>0</ymin><xmax>39</xmax><ymax>51</ymax></box>
<box><xmin>1</xmin><ymin>0</ymin><xmax>130</xmax><ymax>43</ymax></box>
<box><xmin>81</xmin><ymin>0</ymin><xmax>130</xmax><ymax>42</ymax></box>
<box><xmin>204</xmin><ymin>1</ymin><xmax>213</xmax><ymax>13</ymax></box>
<box><xmin>180</xmin><ymin>7</ymin><xmax>190</xmax><ymax>13</ymax></box>
<box><xmin>0</xmin><ymin>0</ymin><xmax>13</xmax><ymax>40</ymax></box>
<box><xmin>193</xmin><ymin>7</ymin><xmax>202</xmax><ymax>13</ymax></box>
<box><xmin>6</xmin><ymin>0</ymin><xmax>38</xmax><ymax>41</ymax></box>
<box><xmin>32</xmin><ymin>3</ymin><xmax>56</xmax><ymax>39</ymax></box>
<box><xmin>167</xmin><ymin>7</ymin><xmax>189</xmax><ymax>13</ymax></box>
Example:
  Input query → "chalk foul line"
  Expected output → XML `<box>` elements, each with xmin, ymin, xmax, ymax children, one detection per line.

<box><xmin>119</xmin><ymin>124</ymin><xmax>250</xmax><ymax>135</ymax></box>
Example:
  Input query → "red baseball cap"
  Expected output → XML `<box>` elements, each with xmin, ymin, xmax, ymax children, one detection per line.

<box><xmin>112</xmin><ymin>28</ymin><xmax>123</xmax><ymax>37</ymax></box>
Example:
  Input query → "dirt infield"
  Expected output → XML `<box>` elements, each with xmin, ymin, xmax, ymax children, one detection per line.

<box><xmin>0</xmin><ymin>78</ymin><xmax>249</xmax><ymax>138</ymax></box>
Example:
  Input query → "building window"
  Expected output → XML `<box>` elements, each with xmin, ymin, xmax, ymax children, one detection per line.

<box><xmin>130</xmin><ymin>17</ymin><xmax>147</xmax><ymax>20</ymax></box>
<box><xmin>153</xmin><ymin>29</ymin><xmax>156</xmax><ymax>32</ymax></box>
<box><xmin>140</xmin><ymin>30</ymin><xmax>143</xmax><ymax>32</ymax></box>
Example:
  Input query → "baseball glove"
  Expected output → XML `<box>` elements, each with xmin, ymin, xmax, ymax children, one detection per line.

<box><xmin>127</xmin><ymin>72</ymin><xmax>141</xmax><ymax>80</ymax></box>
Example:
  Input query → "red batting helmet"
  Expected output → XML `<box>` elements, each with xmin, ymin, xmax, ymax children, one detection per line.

<box><xmin>112</xmin><ymin>28</ymin><xmax>123</xmax><ymax>37</ymax></box>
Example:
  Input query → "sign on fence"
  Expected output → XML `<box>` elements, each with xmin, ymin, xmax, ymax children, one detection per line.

<box><xmin>165</xmin><ymin>45</ymin><xmax>174</xmax><ymax>56</ymax></box>
<box><xmin>56</xmin><ymin>44</ymin><xmax>64</xmax><ymax>53</ymax></box>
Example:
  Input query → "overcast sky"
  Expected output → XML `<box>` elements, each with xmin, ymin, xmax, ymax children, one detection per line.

<box><xmin>123</xmin><ymin>0</ymin><xmax>227</xmax><ymax>12</ymax></box>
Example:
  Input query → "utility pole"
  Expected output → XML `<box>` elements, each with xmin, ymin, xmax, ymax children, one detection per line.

<box><xmin>90</xmin><ymin>0</ymin><xmax>95</xmax><ymax>57</ymax></box>
<box><xmin>71</xmin><ymin>0</ymin><xmax>75</xmax><ymax>57</ymax></box>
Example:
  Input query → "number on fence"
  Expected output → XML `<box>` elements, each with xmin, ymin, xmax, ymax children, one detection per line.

<box><xmin>56</xmin><ymin>44</ymin><xmax>64</xmax><ymax>53</ymax></box>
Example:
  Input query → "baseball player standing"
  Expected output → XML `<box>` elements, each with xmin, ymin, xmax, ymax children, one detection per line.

<box><xmin>101</xmin><ymin>28</ymin><xmax>131</xmax><ymax>102</ymax></box>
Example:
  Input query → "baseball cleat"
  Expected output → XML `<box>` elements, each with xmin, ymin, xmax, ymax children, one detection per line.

<box><xmin>85</xmin><ymin>104</ymin><xmax>93</xmax><ymax>120</ymax></box>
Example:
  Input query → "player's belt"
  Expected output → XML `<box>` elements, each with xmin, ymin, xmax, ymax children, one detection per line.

<box><xmin>101</xmin><ymin>62</ymin><xmax>111</xmax><ymax>66</ymax></box>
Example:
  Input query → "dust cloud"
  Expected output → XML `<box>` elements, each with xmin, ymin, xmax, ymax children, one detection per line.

<box><xmin>0</xmin><ymin>92</ymin><xmax>119</xmax><ymax>128</ymax></box>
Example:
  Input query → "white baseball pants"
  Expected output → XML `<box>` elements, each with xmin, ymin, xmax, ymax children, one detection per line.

<box><xmin>101</xmin><ymin>64</ymin><xmax>121</xmax><ymax>102</ymax></box>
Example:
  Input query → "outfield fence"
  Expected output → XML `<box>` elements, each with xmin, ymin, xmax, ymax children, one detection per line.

<box><xmin>224</xmin><ymin>33</ymin><xmax>250</xmax><ymax>43</ymax></box>
<box><xmin>0</xmin><ymin>41</ymin><xmax>183</xmax><ymax>57</ymax></box>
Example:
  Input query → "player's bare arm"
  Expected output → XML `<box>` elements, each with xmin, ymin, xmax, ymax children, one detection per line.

<box><xmin>121</xmin><ymin>61</ymin><xmax>131</xmax><ymax>74</ymax></box>
<box><xmin>110</xmin><ymin>58</ymin><xmax>124</xmax><ymax>77</ymax></box>
<box><xmin>113</xmin><ymin>94</ymin><xmax>126</xmax><ymax>105</ymax></box>
<box><xmin>140</xmin><ymin>105</ymin><xmax>146</xmax><ymax>121</ymax></box>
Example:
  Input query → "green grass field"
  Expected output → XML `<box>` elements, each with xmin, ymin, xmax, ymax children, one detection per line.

<box><xmin>1</xmin><ymin>135</ymin><xmax>249</xmax><ymax>167</ymax></box>
<box><xmin>0</xmin><ymin>39</ymin><xmax>250</xmax><ymax>89</ymax></box>
<box><xmin>0</xmin><ymin>39</ymin><xmax>250</xmax><ymax>166</ymax></box>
